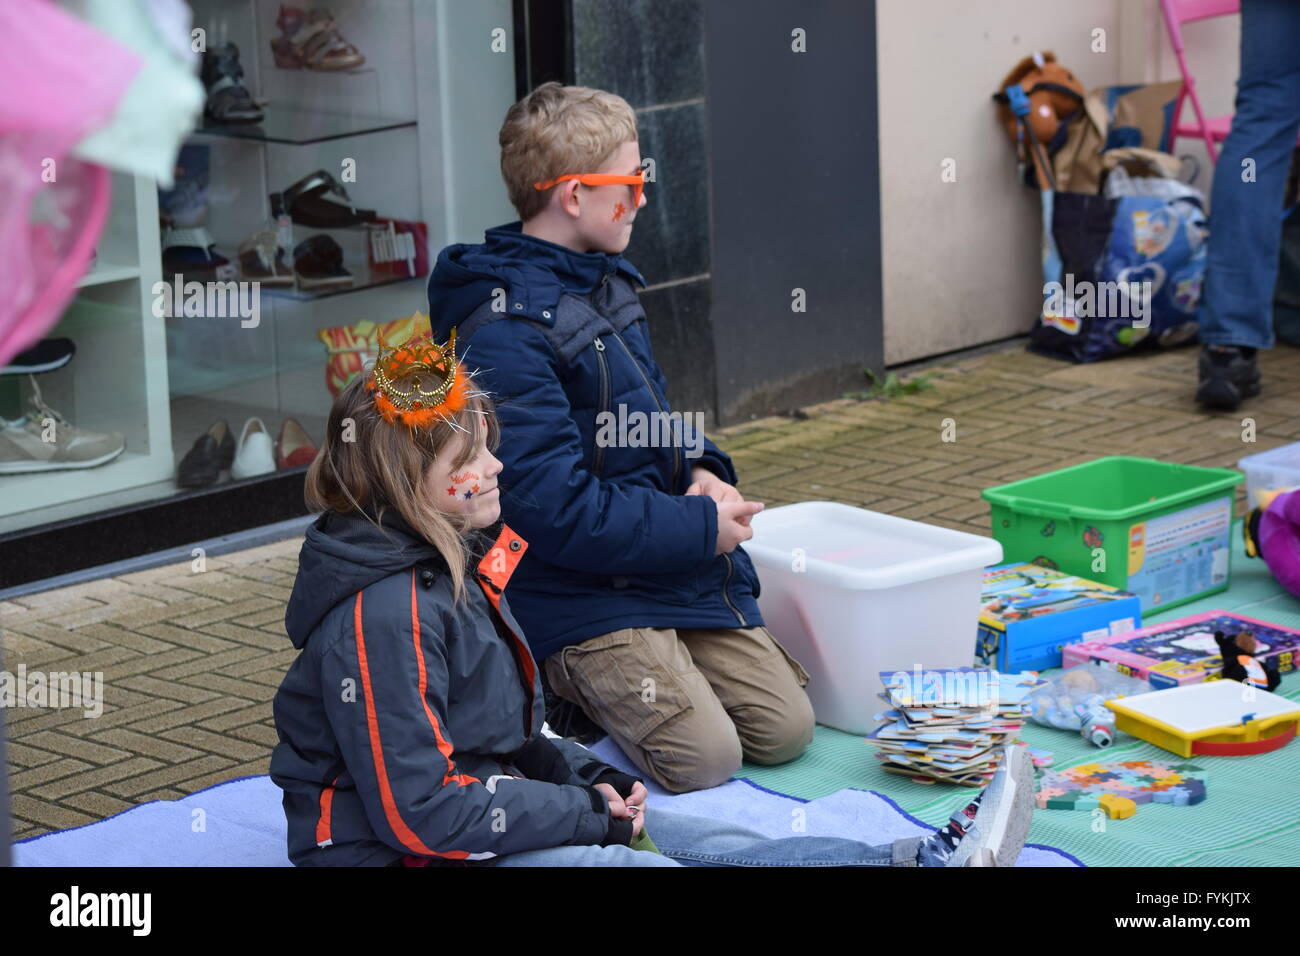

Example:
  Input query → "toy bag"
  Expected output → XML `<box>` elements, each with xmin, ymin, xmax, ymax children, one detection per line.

<box><xmin>1030</xmin><ymin>153</ymin><xmax>1207</xmax><ymax>363</ymax></box>
<box><xmin>1026</xmin><ymin>665</ymin><xmax>1150</xmax><ymax>732</ymax></box>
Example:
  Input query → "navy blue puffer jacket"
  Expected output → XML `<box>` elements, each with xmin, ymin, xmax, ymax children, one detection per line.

<box><xmin>427</xmin><ymin>222</ymin><xmax>762</xmax><ymax>661</ymax></box>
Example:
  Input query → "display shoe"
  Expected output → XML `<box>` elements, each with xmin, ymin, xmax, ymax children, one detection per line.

<box><xmin>162</xmin><ymin>226</ymin><xmax>236</xmax><ymax>281</ymax></box>
<box><xmin>272</xmin><ymin>169</ymin><xmax>375</xmax><ymax>229</ymax></box>
<box><xmin>201</xmin><ymin>41</ymin><xmax>264</xmax><ymax>124</ymax></box>
<box><xmin>176</xmin><ymin>420</ymin><xmax>237</xmax><ymax>488</ymax></box>
<box><xmin>0</xmin><ymin>376</ymin><xmax>125</xmax><ymax>473</ymax></box>
<box><xmin>230</xmin><ymin>417</ymin><xmax>276</xmax><ymax>480</ymax></box>
<box><xmin>275</xmin><ymin>418</ymin><xmax>318</xmax><ymax>468</ymax></box>
<box><xmin>271</xmin><ymin>5</ymin><xmax>366</xmax><ymax>71</ymax></box>
<box><xmin>1</xmin><ymin>338</ymin><xmax>76</xmax><ymax>376</ymax></box>
<box><xmin>238</xmin><ymin>229</ymin><xmax>294</xmax><ymax>285</ymax></box>
<box><xmin>293</xmin><ymin>234</ymin><xmax>353</xmax><ymax>288</ymax></box>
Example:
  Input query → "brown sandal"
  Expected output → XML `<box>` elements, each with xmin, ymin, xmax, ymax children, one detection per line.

<box><xmin>271</xmin><ymin>5</ymin><xmax>365</xmax><ymax>72</ymax></box>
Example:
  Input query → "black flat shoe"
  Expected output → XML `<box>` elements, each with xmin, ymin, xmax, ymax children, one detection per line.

<box><xmin>1196</xmin><ymin>344</ymin><xmax>1262</xmax><ymax>411</ymax></box>
<box><xmin>177</xmin><ymin>420</ymin><xmax>236</xmax><ymax>488</ymax></box>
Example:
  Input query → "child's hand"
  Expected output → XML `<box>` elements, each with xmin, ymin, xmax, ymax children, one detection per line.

<box><xmin>625</xmin><ymin>781</ymin><xmax>648</xmax><ymax>811</ymax></box>
<box><xmin>593</xmin><ymin>783</ymin><xmax>628</xmax><ymax>818</ymax></box>
<box><xmin>686</xmin><ymin>466</ymin><xmax>744</xmax><ymax>507</ymax></box>
<box><xmin>715</xmin><ymin>501</ymin><xmax>764</xmax><ymax>554</ymax></box>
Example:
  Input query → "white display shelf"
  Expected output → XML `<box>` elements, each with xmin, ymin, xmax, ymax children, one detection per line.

<box><xmin>0</xmin><ymin>450</ymin><xmax>172</xmax><ymax>519</ymax></box>
<box><xmin>77</xmin><ymin>262</ymin><xmax>141</xmax><ymax>288</ymax></box>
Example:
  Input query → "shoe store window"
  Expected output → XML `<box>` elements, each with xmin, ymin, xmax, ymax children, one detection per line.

<box><xmin>2</xmin><ymin>0</ymin><xmax>516</xmax><ymax>575</ymax></box>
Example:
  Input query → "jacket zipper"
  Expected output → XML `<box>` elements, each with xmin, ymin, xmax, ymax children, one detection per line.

<box><xmin>477</xmin><ymin>571</ymin><xmax>534</xmax><ymax>739</ymax></box>
<box><xmin>720</xmin><ymin>553</ymin><xmax>746</xmax><ymax>626</ymax></box>
<box><xmin>610</xmin><ymin>330</ymin><xmax>681</xmax><ymax>493</ymax></box>
<box><xmin>591</xmin><ymin>337</ymin><xmax>611</xmax><ymax>476</ymax></box>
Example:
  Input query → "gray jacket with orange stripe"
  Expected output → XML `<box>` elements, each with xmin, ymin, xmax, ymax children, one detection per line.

<box><xmin>270</xmin><ymin>510</ymin><xmax>639</xmax><ymax>866</ymax></box>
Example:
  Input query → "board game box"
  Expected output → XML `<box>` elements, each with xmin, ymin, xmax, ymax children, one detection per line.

<box><xmin>976</xmin><ymin>563</ymin><xmax>1142</xmax><ymax>671</ymax></box>
<box><xmin>1061</xmin><ymin>609</ymin><xmax>1300</xmax><ymax>689</ymax></box>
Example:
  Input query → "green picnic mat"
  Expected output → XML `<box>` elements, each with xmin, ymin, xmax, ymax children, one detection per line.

<box><xmin>737</xmin><ymin>519</ymin><xmax>1300</xmax><ymax>866</ymax></box>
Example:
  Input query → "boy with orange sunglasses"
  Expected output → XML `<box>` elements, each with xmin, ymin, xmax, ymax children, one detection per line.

<box><xmin>427</xmin><ymin>82</ymin><xmax>814</xmax><ymax>795</ymax></box>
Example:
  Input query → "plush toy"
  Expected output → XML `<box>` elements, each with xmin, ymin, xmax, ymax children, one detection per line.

<box><xmin>992</xmin><ymin>51</ymin><xmax>1086</xmax><ymax>190</ymax></box>
<box><xmin>1244</xmin><ymin>487</ymin><xmax>1300</xmax><ymax>600</ymax></box>
<box><xmin>1213</xmin><ymin>629</ymin><xmax>1281</xmax><ymax>692</ymax></box>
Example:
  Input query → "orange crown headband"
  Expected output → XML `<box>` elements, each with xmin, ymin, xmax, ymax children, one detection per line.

<box><xmin>366</xmin><ymin>321</ymin><xmax>472</xmax><ymax>429</ymax></box>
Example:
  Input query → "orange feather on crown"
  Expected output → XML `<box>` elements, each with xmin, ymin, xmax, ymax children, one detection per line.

<box><xmin>366</xmin><ymin>319</ymin><xmax>469</xmax><ymax>428</ymax></box>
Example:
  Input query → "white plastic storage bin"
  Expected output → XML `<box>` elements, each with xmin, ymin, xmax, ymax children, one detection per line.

<box><xmin>744</xmin><ymin>502</ymin><xmax>1004</xmax><ymax>734</ymax></box>
<box><xmin>1239</xmin><ymin>442</ymin><xmax>1300</xmax><ymax>509</ymax></box>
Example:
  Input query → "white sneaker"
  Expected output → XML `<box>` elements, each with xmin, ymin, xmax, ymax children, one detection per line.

<box><xmin>915</xmin><ymin>745</ymin><xmax>1036</xmax><ymax>867</ymax></box>
<box><xmin>0</xmin><ymin>376</ymin><xmax>124</xmax><ymax>473</ymax></box>
<box><xmin>229</xmin><ymin>417</ymin><xmax>275</xmax><ymax>480</ymax></box>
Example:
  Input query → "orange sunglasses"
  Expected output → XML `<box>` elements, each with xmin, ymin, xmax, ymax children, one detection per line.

<box><xmin>533</xmin><ymin>169</ymin><xmax>646</xmax><ymax>206</ymax></box>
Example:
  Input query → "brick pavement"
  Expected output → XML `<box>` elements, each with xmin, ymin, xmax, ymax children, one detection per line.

<box><xmin>3</xmin><ymin>340</ymin><xmax>1299</xmax><ymax>840</ymax></box>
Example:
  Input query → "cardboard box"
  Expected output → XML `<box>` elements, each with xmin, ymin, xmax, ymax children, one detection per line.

<box><xmin>1061</xmin><ymin>609</ymin><xmax>1300</xmax><ymax>689</ymax></box>
<box><xmin>977</xmin><ymin>563</ymin><xmax>1141</xmax><ymax>671</ymax></box>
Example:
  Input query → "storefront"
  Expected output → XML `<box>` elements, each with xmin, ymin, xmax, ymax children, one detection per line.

<box><xmin>1</xmin><ymin>0</ymin><xmax>520</xmax><ymax>587</ymax></box>
<box><xmin>2</xmin><ymin>0</ymin><xmax>886</xmax><ymax>590</ymax></box>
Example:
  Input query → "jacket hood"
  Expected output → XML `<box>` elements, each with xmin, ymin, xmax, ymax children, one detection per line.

<box><xmin>284</xmin><ymin>510</ymin><xmax>448</xmax><ymax>649</ymax></box>
<box><xmin>427</xmin><ymin>221</ymin><xmax>646</xmax><ymax>340</ymax></box>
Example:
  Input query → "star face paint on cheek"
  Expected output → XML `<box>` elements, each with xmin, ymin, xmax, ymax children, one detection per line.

<box><xmin>450</xmin><ymin>471</ymin><xmax>481</xmax><ymax>500</ymax></box>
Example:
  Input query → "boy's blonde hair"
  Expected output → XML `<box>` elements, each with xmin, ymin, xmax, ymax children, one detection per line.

<box><xmin>499</xmin><ymin>81</ymin><xmax>638</xmax><ymax>221</ymax></box>
<box><xmin>305</xmin><ymin>370</ymin><xmax>499</xmax><ymax>603</ymax></box>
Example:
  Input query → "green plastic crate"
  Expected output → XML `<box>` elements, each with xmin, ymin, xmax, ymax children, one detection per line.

<box><xmin>981</xmin><ymin>457</ymin><xmax>1242</xmax><ymax>613</ymax></box>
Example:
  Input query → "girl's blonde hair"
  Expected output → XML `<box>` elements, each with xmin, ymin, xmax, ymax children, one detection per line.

<box><xmin>499</xmin><ymin>81</ymin><xmax>638</xmax><ymax>221</ymax></box>
<box><xmin>305</xmin><ymin>369</ymin><xmax>500</xmax><ymax>602</ymax></box>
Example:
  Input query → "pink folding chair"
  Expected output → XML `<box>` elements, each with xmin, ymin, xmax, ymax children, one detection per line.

<box><xmin>1160</xmin><ymin>0</ymin><xmax>1240</xmax><ymax>163</ymax></box>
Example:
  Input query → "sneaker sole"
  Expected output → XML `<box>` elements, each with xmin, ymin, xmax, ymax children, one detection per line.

<box><xmin>0</xmin><ymin>355</ymin><xmax>74</xmax><ymax>376</ymax></box>
<box><xmin>0</xmin><ymin>445</ymin><xmax>125</xmax><ymax>474</ymax></box>
<box><xmin>948</xmin><ymin>746</ymin><xmax>1035</xmax><ymax>867</ymax></box>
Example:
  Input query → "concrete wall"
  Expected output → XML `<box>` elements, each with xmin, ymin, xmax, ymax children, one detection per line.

<box><xmin>876</xmin><ymin>0</ymin><xmax>1241</xmax><ymax>365</ymax></box>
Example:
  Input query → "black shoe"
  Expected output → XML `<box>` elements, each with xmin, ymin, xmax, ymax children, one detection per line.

<box><xmin>1196</xmin><ymin>344</ymin><xmax>1261</xmax><ymax>411</ymax></box>
<box><xmin>1</xmin><ymin>338</ymin><xmax>75</xmax><ymax>376</ymax></box>
<box><xmin>177</xmin><ymin>420</ymin><xmax>237</xmax><ymax>488</ymax></box>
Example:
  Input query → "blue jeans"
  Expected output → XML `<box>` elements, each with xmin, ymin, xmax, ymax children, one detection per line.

<box><xmin>492</xmin><ymin>808</ymin><xmax>925</xmax><ymax>867</ymax></box>
<box><xmin>1199</xmin><ymin>0</ymin><xmax>1300</xmax><ymax>350</ymax></box>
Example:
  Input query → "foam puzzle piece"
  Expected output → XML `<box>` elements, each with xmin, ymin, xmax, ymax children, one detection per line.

<box><xmin>1098</xmin><ymin>794</ymin><xmax>1137</xmax><ymax>819</ymax></box>
<box><xmin>1034</xmin><ymin>759</ymin><xmax>1209</xmax><ymax>816</ymax></box>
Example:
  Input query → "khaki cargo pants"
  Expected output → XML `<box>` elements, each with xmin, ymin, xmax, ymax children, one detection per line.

<box><xmin>544</xmin><ymin>626</ymin><xmax>815</xmax><ymax>793</ymax></box>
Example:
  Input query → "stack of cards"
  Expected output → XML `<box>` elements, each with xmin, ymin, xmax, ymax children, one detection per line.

<box><xmin>867</xmin><ymin>667</ymin><xmax>1042</xmax><ymax>787</ymax></box>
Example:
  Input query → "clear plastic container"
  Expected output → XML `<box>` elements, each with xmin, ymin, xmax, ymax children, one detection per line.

<box><xmin>1238</xmin><ymin>442</ymin><xmax>1300</xmax><ymax>510</ymax></box>
<box><xmin>744</xmin><ymin>502</ymin><xmax>1004</xmax><ymax>734</ymax></box>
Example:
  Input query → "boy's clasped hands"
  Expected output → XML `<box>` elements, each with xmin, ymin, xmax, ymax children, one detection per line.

<box><xmin>686</xmin><ymin>465</ymin><xmax>764</xmax><ymax>555</ymax></box>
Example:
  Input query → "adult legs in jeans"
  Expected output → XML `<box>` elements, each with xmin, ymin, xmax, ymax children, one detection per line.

<box><xmin>1199</xmin><ymin>0</ymin><xmax>1300</xmax><ymax>353</ymax></box>
<box><xmin>492</xmin><ymin>809</ymin><xmax>918</xmax><ymax>867</ymax></box>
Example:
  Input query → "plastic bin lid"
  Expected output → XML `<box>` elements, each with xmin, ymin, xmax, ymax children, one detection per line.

<box><xmin>1238</xmin><ymin>441</ymin><xmax>1300</xmax><ymax>471</ymax></box>
<box><xmin>745</xmin><ymin>501</ymin><xmax>1003</xmax><ymax>590</ymax></box>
